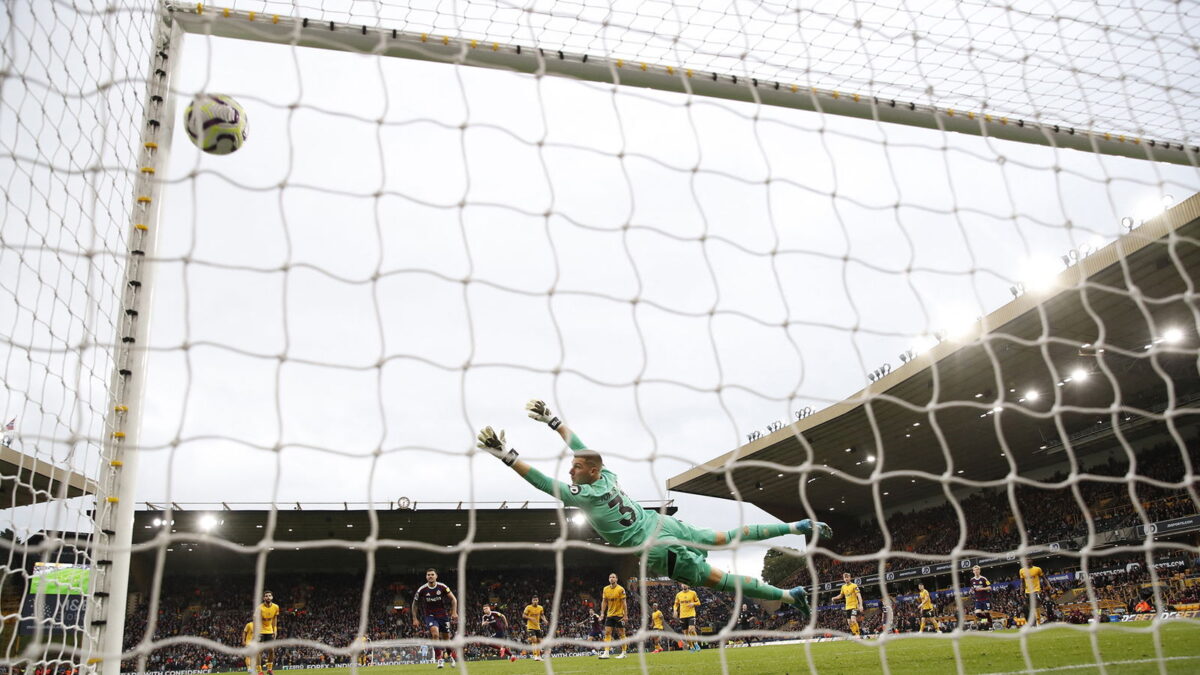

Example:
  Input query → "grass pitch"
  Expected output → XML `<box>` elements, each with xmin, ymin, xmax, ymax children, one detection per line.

<box><xmin>335</xmin><ymin>623</ymin><xmax>1200</xmax><ymax>674</ymax></box>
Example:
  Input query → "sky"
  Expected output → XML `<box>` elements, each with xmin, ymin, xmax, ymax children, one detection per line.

<box><xmin>1</xmin><ymin>0</ymin><xmax>1198</xmax><ymax>582</ymax></box>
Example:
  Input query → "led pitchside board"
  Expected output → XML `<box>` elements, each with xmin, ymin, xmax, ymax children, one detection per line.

<box><xmin>19</xmin><ymin>563</ymin><xmax>92</xmax><ymax>636</ymax></box>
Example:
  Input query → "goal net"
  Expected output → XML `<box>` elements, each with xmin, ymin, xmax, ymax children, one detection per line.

<box><xmin>1</xmin><ymin>0</ymin><xmax>157</xmax><ymax>672</ymax></box>
<box><xmin>2</xmin><ymin>0</ymin><xmax>1198</xmax><ymax>673</ymax></box>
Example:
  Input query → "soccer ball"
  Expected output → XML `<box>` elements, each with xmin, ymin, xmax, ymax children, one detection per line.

<box><xmin>183</xmin><ymin>93</ymin><xmax>248</xmax><ymax>155</ymax></box>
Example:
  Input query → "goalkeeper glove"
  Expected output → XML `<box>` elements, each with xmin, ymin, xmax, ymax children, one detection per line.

<box><xmin>477</xmin><ymin>426</ymin><xmax>519</xmax><ymax>466</ymax></box>
<box><xmin>795</xmin><ymin>519</ymin><xmax>833</xmax><ymax>540</ymax></box>
<box><xmin>788</xmin><ymin>586</ymin><xmax>811</xmax><ymax>618</ymax></box>
<box><xmin>525</xmin><ymin>399</ymin><xmax>562</xmax><ymax>430</ymax></box>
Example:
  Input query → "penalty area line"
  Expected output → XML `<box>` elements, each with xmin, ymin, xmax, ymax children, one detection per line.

<box><xmin>978</xmin><ymin>654</ymin><xmax>1200</xmax><ymax>675</ymax></box>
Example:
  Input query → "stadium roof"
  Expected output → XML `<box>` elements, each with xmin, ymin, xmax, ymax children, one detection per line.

<box><xmin>0</xmin><ymin>444</ymin><xmax>96</xmax><ymax>508</ymax></box>
<box><xmin>129</xmin><ymin>500</ymin><xmax>676</xmax><ymax>578</ymax></box>
<box><xmin>668</xmin><ymin>192</ymin><xmax>1200</xmax><ymax>524</ymax></box>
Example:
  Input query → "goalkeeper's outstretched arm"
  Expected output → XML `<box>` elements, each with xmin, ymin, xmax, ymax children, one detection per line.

<box><xmin>475</xmin><ymin>426</ymin><xmax>579</xmax><ymax>503</ymax></box>
<box><xmin>475</xmin><ymin>425</ymin><xmax>817</xmax><ymax>615</ymax></box>
<box><xmin>525</xmin><ymin>399</ymin><xmax>587</xmax><ymax>451</ymax></box>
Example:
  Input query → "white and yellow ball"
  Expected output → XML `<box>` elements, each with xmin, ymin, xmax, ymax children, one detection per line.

<box><xmin>183</xmin><ymin>93</ymin><xmax>248</xmax><ymax>155</ymax></box>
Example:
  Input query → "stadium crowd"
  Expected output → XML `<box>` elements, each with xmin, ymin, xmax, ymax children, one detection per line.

<box><xmin>114</xmin><ymin>439</ymin><xmax>1198</xmax><ymax>669</ymax></box>
<box><xmin>120</xmin><ymin>567</ymin><xmax>806</xmax><ymax>671</ymax></box>
<box><xmin>119</xmin><ymin>553</ymin><xmax>1200</xmax><ymax>671</ymax></box>
<box><xmin>808</xmin><ymin>546</ymin><xmax>1200</xmax><ymax>637</ymax></box>
<box><xmin>789</xmin><ymin>442</ymin><xmax>1199</xmax><ymax>585</ymax></box>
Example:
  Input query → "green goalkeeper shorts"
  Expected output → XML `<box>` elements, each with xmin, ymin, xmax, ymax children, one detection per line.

<box><xmin>642</xmin><ymin>515</ymin><xmax>714</xmax><ymax>586</ymax></box>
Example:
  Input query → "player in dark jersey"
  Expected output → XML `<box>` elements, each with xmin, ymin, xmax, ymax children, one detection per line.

<box><xmin>582</xmin><ymin>609</ymin><xmax>604</xmax><ymax>652</ymax></box>
<box><xmin>480</xmin><ymin>605</ymin><xmax>513</xmax><ymax>661</ymax></box>
<box><xmin>736</xmin><ymin>603</ymin><xmax>757</xmax><ymax>643</ymax></box>
<box><xmin>411</xmin><ymin>569</ymin><xmax>459</xmax><ymax>669</ymax></box>
<box><xmin>969</xmin><ymin>566</ymin><xmax>992</xmax><ymax>630</ymax></box>
<box><xmin>880</xmin><ymin>598</ymin><xmax>894</xmax><ymax>634</ymax></box>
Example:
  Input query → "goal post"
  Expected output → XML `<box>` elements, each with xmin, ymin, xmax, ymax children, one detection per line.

<box><xmin>86</xmin><ymin>9</ymin><xmax>186</xmax><ymax>675</ymax></box>
<box><xmin>1</xmin><ymin>1</ymin><xmax>180</xmax><ymax>673</ymax></box>
<box><xmin>168</xmin><ymin>2</ymin><xmax>1197</xmax><ymax>167</ymax></box>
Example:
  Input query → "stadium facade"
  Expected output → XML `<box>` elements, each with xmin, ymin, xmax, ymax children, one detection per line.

<box><xmin>126</xmin><ymin>501</ymin><xmax>675</xmax><ymax>585</ymax></box>
<box><xmin>668</xmin><ymin>191</ymin><xmax>1200</xmax><ymax>591</ymax></box>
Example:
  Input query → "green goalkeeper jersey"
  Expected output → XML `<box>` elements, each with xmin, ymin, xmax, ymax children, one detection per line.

<box><xmin>520</xmin><ymin>434</ymin><xmax>658</xmax><ymax>548</ymax></box>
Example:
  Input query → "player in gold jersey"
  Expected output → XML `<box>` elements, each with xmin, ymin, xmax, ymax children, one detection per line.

<box><xmin>598</xmin><ymin>573</ymin><xmax>628</xmax><ymax>659</ymax></box>
<box><xmin>242</xmin><ymin>621</ymin><xmax>257</xmax><ymax>675</ymax></box>
<box><xmin>523</xmin><ymin>595</ymin><xmax>548</xmax><ymax>661</ymax></box>
<box><xmin>353</xmin><ymin>635</ymin><xmax>371</xmax><ymax>666</ymax></box>
<box><xmin>1018</xmin><ymin>565</ymin><xmax>1045</xmax><ymax>626</ymax></box>
<box><xmin>916</xmin><ymin>582</ymin><xmax>940</xmax><ymax>633</ymax></box>
<box><xmin>673</xmin><ymin>583</ymin><xmax>701</xmax><ymax>652</ymax></box>
<box><xmin>831</xmin><ymin>573</ymin><xmax>863</xmax><ymax>638</ymax></box>
<box><xmin>650</xmin><ymin>603</ymin><xmax>665</xmax><ymax>653</ymax></box>
<box><xmin>256</xmin><ymin>591</ymin><xmax>281</xmax><ymax>674</ymax></box>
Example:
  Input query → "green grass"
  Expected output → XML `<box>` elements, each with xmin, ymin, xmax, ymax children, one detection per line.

<box><xmin>29</xmin><ymin>565</ymin><xmax>90</xmax><ymax>595</ymax></box>
<box><xmin>329</xmin><ymin>623</ymin><xmax>1200</xmax><ymax>674</ymax></box>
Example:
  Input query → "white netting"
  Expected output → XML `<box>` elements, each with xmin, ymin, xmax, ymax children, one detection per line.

<box><xmin>1</xmin><ymin>0</ymin><xmax>157</xmax><ymax>670</ymax></box>
<box><xmin>222</xmin><ymin>0</ymin><xmax>1200</xmax><ymax>145</ymax></box>
<box><xmin>4</xmin><ymin>0</ymin><xmax>1200</xmax><ymax>674</ymax></box>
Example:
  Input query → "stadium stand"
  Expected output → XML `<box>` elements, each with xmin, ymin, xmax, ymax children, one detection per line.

<box><xmin>112</xmin><ymin>547</ymin><xmax>1200</xmax><ymax>671</ymax></box>
<box><xmin>781</xmin><ymin>441</ymin><xmax>1200</xmax><ymax>586</ymax></box>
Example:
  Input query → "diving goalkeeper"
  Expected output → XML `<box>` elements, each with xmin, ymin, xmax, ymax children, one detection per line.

<box><xmin>476</xmin><ymin>400</ymin><xmax>831</xmax><ymax>615</ymax></box>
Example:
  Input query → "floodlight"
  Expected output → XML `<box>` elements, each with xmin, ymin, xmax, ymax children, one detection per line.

<box><xmin>1163</xmin><ymin>328</ymin><xmax>1183</xmax><ymax>343</ymax></box>
<box><xmin>198</xmin><ymin>514</ymin><xmax>219</xmax><ymax>532</ymax></box>
<box><xmin>1071</xmin><ymin>368</ymin><xmax>1089</xmax><ymax>381</ymax></box>
<box><xmin>1024</xmin><ymin>390</ymin><xmax>1039</xmax><ymax>401</ymax></box>
<box><xmin>571</xmin><ymin>513</ymin><xmax>586</xmax><ymax>526</ymax></box>
<box><xmin>910</xmin><ymin>334</ymin><xmax>939</xmax><ymax>355</ymax></box>
<box><xmin>934</xmin><ymin>307</ymin><xmax>977</xmax><ymax>342</ymax></box>
<box><xmin>1132</xmin><ymin>195</ymin><xmax>1168</xmax><ymax>223</ymax></box>
<box><xmin>1020</xmin><ymin>256</ymin><xmax>1063</xmax><ymax>293</ymax></box>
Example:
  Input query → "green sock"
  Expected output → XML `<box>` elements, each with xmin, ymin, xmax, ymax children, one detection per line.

<box><xmin>713</xmin><ymin>570</ymin><xmax>786</xmax><ymax>601</ymax></box>
<box><xmin>696</xmin><ymin>523</ymin><xmax>794</xmax><ymax>545</ymax></box>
